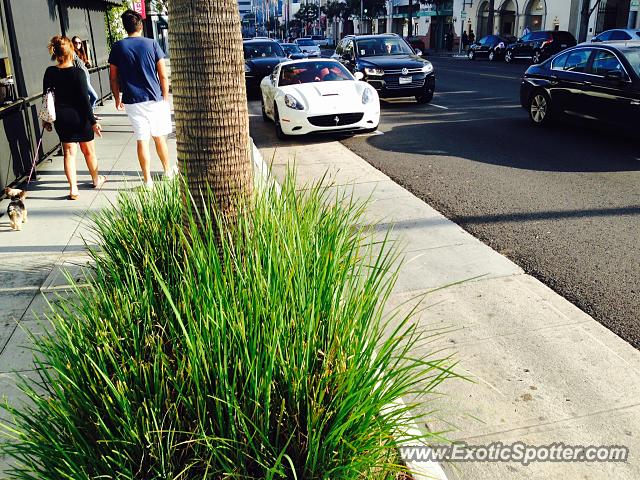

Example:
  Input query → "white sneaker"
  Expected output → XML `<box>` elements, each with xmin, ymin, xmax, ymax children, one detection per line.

<box><xmin>144</xmin><ymin>180</ymin><xmax>154</xmax><ymax>191</ymax></box>
<box><xmin>164</xmin><ymin>165</ymin><xmax>179</xmax><ymax>180</ymax></box>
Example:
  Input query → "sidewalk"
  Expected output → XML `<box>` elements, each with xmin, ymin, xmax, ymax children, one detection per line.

<box><xmin>249</xmin><ymin>108</ymin><xmax>640</xmax><ymax>479</ymax></box>
<box><xmin>0</xmin><ymin>99</ymin><xmax>177</xmax><ymax>474</ymax></box>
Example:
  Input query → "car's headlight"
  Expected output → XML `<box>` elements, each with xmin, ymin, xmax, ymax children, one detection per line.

<box><xmin>421</xmin><ymin>62</ymin><xmax>434</xmax><ymax>74</ymax></box>
<box><xmin>362</xmin><ymin>87</ymin><xmax>375</xmax><ymax>105</ymax></box>
<box><xmin>284</xmin><ymin>94</ymin><xmax>304</xmax><ymax>110</ymax></box>
<box><xmin>244</xmin><ymin>63</ymin><xmax>251</xmax><ymax>73</ymax></box>
<box><xmin>364</xmin><ymin>67</ymin><xmax>384</xmax><ymax>76</ymax></box>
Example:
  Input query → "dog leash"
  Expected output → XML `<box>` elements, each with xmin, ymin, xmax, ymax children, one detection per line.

<box><xmin>25</xmin><ymin>133</ymin><xmax>44</xmax><ymax>189</ymax></box>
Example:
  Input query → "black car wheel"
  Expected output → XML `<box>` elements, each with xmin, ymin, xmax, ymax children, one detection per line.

<box><xmin>528</xmin><ymin>90</ymin><xmax>553</xmax><ymax>126</ymax></box>
<box><xmin>468</xmin><ymin>50</ymin><xmax>475</xmax><ymax>60</ymax></box>
<box><xmin>416</xmin><ymin>89</ymin><xmax>434</xmax><ymax>104</ymax></box>
<box><xmin>488</xmin><ymin>50</ymin><xmax>496</xmax><ymax>62</ymax></box>
<box><xmin>505</xmin><ymin>50</ymin><xmax>514</xmax><ymax>63</ymax></box>
<box><xmin>274</xmin><ymin>106</ymin><xmax>288</xmax><ymax>140</ymax></box>
<box><xmin>533</xmin><ymin>50</ymin><xmax>542</xmax><ymax>64</ymax></box>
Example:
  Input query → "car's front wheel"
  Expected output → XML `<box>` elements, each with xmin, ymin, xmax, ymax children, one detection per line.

<box><xmin>528</xmin><ymin>90</ymin><xmax>553</xmax><ymax>126</ymax></box>
<box><xmin>416</xmin><ymin>89</ymin><xmax>434</xmax><ymax>104</ymax></box>
<box><xmin>505</xmin><ymin>50</ymin><xmax>514</xmax><ymax>63</ymax></box>
<box><xmin>274</xmin><ymin>105</ymin><xmax>288</xmax><ymax>140</ymax></box>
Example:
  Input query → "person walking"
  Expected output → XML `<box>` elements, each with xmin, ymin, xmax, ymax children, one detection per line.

<box><xmin>71</xmin><ymin>36</ymin><xmax>100</xmax><ymax>119</ymax></box>
<box><xmin>468</xmin><ymin>29</ymin><xmax>475</xmax><ymax>44</ymax></box>
<box><xmin>108</xmin><ymin>9</ymin><xmax>175</xmax><ymax>189</ymax></box>
<box><xmin>522</xmin><ymin>25</ymin><xmax>531</xmax><ymax>37</ymax></box>
<box><xmin>462</xmin><ymin>31</ymin><xmax>469</xmax><ymax>49</ymax></box>
<box><xmin>43</xmin><ymin>36</ymin><xmax>105</xmax><ymax>200</ymax></box>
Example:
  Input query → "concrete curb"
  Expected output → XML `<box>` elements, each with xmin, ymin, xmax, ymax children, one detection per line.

<box><xmin>249</xmin><ymin>137</ymin><xmax>448</xmax><ymax>480</ymax></box>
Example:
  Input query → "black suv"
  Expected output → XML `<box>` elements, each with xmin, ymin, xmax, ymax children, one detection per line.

<box><xmin>243</xmin><ymin>39</ymin><xmax>288</xmax><ymax>90</ymax></box>
<box><xmin>332</xmin><ymin>34</ymin><xmax>435</xmax><ymax>103</ymax></box>
<box><xmin>505</xmin><ymin>30</ymin><xmax>577</xmax><ymax>64</ymax></box>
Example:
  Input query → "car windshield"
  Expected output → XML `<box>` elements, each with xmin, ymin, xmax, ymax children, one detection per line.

<box><xmin>621</xmin><ymin>47</ymin><xmax>640</xmax><ymax>77</ymax></box>
<box><xmin>355</xmin><ymin>37</ymin><xmax>414</xmax><ymax>56</ymax></box>
<box><xmin>279</xmin><ymin>61</ymin><xmax>353</xmax><ymax>86</ymax></box>
<box><xmin>297</xmin><ymin>39</ymin><xmax>316</xmax><ymax>46</ymax></box>
<box><xmin>244</xmin><ymin>42</ymin><xmax>284</xmax><ymax>58</ymax></box>
<box><xmin>282</xmin><ymin>44</ymin><xmax>302</xmax><ymax>54</ymax></box>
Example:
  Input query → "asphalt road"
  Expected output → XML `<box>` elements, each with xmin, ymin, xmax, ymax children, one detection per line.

<box><xmin>335</xmin><ymin>56</ymin><xmax>640</xmax><ymax>348</ymax></box>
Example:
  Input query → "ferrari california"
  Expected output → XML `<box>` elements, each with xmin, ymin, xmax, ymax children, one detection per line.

<box><xmin>260</xmin><ymin>59</ymin><xmax>380</xmax><ymax>139</ymax></box>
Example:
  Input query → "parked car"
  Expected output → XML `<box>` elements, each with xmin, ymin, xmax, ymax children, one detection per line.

<box><xmin>310</xmin><ymin>35</ymin><xmax>330</xmax><ymax>47</ymax></box>
<box><xmin>591</xmin><ymin>29</ymin><xmax>640</xmax><ymax>42</ymax></box>
<box><xmin>467</xmin><ymin>34</ymin><xmax>516</xmax><ymax>61</ymax></box>
<box><xmin>505</xmin><ymin>30</ymin><xmax>577</xmax><ymax>64</ymax></box>
<box><xmin>294</xmin><ymin>38</ymin><xmax>321</xmax><ymax>57</ymax></box>
<box><xmin>243</xmin><ymin>39</ymin><xmax>288</xmax><ymax>90</ymax></box>
<box><xmin>260</xmin><ymin>59</ymin><xmax>380</xmax><ymax>139</ymax></box>
<box><xmin>280</xmin><ymin>43</ymin><xmax>307</xmax><ymax>59</ymax></box>
<box><xmin>520</xmin><ymin>42</ymin><xmax>640</xmax><ymax>127</ymax></box>
<box><xmin>332</xmin><ymin>34</ymin><xmax>435</xmax><ymax>103</ymax></box>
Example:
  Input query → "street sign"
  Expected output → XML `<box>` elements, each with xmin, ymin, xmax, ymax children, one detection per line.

<box><xmin>461</xmin><ymin>11</ymin><xmax>467</xmax><ymax>19</ymax></box>
<box><xmin>132</xmin><ymin>0</ymin><xmax>146</xmax><ymax>19</ymax></box>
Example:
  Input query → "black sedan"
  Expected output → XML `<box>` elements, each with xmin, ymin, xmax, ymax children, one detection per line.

<box><xmin>520</xmin><ymin>42</ymin><xmax>640</xmax><ymax>128</ymax></box>
<box><xmin>467</xmin><ymin>35</ymin><xmax>515</xmax><ymax>61</ymax></box>
<box><xmin>332</xmin><ymin>34</ymin><xmax>435</xmax><ymax>103</ymax></box>
<box><xmin>243</xmin><ymin>39</ymin><xmax>288</xmax><ymax>90</ymax></box>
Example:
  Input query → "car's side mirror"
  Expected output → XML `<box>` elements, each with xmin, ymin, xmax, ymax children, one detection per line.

<box><xmin>604</xmin><ymin>70</ymin><xmax>624</xmax><ymax>82</ymax></box>
<box><xmin>415</xmin><ymin>49</ymin><xmax>423</xmax><ymax>56</ymax></box>
<box><xmin>591</xmin><ymin>37</ymin><xmax>600</xmax><ymax>42</ymax></box>
<box><xmin>354</xmin><ymin>71</ymin><xmax>364</xmax><ymax>80</ymax></box>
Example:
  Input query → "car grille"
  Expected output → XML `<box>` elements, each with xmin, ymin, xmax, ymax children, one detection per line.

<box><xmin>308</xmin><ymin>112</ymin><xmax>364</xmax><ymax>127</ymax></box>
<box><xmin>384</xmin><ymin>67</ymin><xmax>425</xmax><ymax>75</ymax></box>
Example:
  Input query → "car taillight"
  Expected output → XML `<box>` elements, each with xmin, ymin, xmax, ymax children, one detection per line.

<box><xmin>542</xmin><ymin>38</ymin><xmax>553</xmax><ymax>47</ymax></box>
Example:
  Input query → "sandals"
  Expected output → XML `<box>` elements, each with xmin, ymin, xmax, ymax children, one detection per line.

<box><xmin>67</xmin><ymin>193</ymin><xmax>78</xmax><ymax>200</ymax></box>
<box><xmin>93</xmin><ymin>175</ymin><xmax>107</xmax><ymax>189</ymax></box>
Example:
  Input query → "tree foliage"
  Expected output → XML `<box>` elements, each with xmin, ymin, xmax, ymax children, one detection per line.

<box><xmin>294</xmin><ymin>3</ymin><xmax>320</xmax><ymax>25</ymax></box>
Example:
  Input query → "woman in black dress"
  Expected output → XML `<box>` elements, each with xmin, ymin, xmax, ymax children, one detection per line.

<box><xmin>43</xmin><ymin>36</ymin><xmax>104</xmax><ymax>200</ymax></box>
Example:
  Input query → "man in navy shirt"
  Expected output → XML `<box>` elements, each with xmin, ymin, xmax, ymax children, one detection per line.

<box><xmin>109</xmin><ymin>9</ymin><xmax>176</xmax><ymax>189</ymax></box>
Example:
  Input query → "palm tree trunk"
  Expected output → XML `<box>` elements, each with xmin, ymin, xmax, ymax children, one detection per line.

<box><xmin>169</xmin><ymin>0</ymin><xmax>253</xmax><ymax>227</ymax></box>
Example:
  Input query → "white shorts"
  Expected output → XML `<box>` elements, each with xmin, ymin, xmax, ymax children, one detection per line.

<box><xmin>124</xmin><ymin>100</ymin><xmax>172</xmax><ymax>141</ymax></box>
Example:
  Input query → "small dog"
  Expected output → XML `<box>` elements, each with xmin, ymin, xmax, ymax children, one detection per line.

<box><xmin>5</xmin><ymin>187</ymin><xmax>27</xmax><ymax>231</ymax></box>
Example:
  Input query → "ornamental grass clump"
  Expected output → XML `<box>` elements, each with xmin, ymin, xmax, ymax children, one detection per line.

<box><xmin>1</xmin><ymin>177</ymin><xmax>453</xmax><ymax>479</ymax></box>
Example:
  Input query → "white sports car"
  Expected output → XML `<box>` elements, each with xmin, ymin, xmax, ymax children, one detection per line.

<box><xmin>260</xmin><ymin>59</ymin><xmax>380</xmax><ymax>139</ymax></box>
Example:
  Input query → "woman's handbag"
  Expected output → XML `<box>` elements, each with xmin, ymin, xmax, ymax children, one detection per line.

<box><xmin>38</xmin><ymin>89</ymin><xmax>56</xmax><ymax>123</ymax></box>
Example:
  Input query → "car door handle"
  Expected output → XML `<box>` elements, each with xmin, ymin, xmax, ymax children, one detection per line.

<box><xmin>550</xmin><ymin>74</ymin><xmax>559</xmax><ymax>85</ymax></box>
<box><xmin>582</xmin><ymin>80</ymin><xmax>592</xmax><ymax>86</ymax></box>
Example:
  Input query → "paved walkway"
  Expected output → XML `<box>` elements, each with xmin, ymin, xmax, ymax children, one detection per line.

<box><xmin>0</xmin><ymin>99</ymin><xmax>177</xmax><ymax>474</ymax></box>
<box><xmin>248</xmin><ymin>103</ymin><xmax>640</xmax><ymax>479</ymax></box>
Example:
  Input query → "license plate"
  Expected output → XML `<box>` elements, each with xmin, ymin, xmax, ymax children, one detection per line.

<box><xmin>399</xmin><ymin>76</ymin><xmax>412</xmax><ymax>85</ymax></box>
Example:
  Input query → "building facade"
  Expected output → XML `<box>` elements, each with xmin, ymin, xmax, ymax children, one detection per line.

<box><xmin>465</xmin><ymin>0</ymin><xmax>640</xmax><ymax>42</ymax></box>
<box><xmin>0</xmin><ymin>0</ymin><xmax>122</xmax><ymax>192</ymax></box>
<box><xmin>363</xmin><ymin>0</ymin><xmax>640</xmax><ymax>51</ymax></box>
